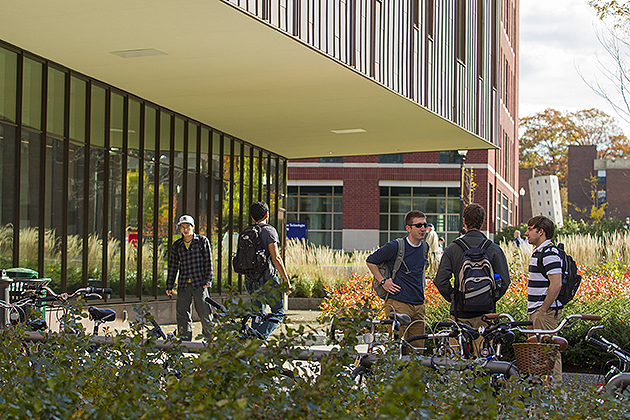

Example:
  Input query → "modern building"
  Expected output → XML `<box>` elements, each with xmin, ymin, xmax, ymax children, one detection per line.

<box><xmin>1</xmin><ymin>1</ymin><xmax>502</xmax><ymax>298</ymax></box>
<box><xmin>568</xmin><ymin>145</ymin><xmax>630</xmax><ymax>222</ymax></box>
<box><xmin>288</xmin><ymin>0</ymin><xmax>520</xmax><ymax>250</ymax></box>
<box><xmin>528</xmin><ymin>175</ymin><xmax>563</xmax><ymax>227</ymax></box>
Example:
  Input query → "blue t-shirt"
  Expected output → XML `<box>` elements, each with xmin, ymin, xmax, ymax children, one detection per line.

<box><xmin>366</xmin><ymin>237</ymin><xmax>426</xmax><ymax>305</ymax></box>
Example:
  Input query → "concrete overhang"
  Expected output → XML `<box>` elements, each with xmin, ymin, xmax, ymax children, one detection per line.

<box><xmin>0</xmin><ymin>0</ymin><xmax>496</xmax><ymax>159</ymax></box>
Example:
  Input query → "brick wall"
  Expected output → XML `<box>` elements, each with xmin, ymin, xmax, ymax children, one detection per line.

<box><xmin>567</xmin><ymin>145</ymin><xmax>597</xmax><ymax>221</ymax></box>
<box><xmin>288</xmin><ymin>151</ymin><xmax>519</xmax><ymax>234</ymax></box>
<box><xmin>606</xmin><ymin>168</ymin><xmax>630</xmax><ymax>219</ymax></box>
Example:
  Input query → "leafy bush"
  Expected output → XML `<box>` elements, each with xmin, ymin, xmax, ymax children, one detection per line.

<box><xmin>2</xmin><ymin>300</ymin><xmax>630</xmax><ymax>419</ymax></box>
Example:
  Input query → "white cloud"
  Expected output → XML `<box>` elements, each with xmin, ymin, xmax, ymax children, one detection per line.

<box><xmin>519</xmin><ymin>0</ymin><xmax>630</xmax><ymax>133</ymax></box>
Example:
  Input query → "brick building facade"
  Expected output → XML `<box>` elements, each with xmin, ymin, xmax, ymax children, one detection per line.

<box><xmin>568</xmin><ymin>145</ymin><xmax>630</xmax><ymax>222</ymax></box>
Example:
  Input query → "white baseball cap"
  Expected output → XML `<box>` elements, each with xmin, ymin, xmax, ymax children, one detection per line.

<box><xmin>177</xmin><ymin>215</ymin><xmax>195</xmax><ymax>228</ymax></box>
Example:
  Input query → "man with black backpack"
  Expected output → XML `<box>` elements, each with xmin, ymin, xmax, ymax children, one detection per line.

<box><xmin>234</xmin><ymin>202</ymin><xmax>291</xmax><ymax>338</ymax></box>
<box><xmin>433</xmin><ymin>204</ymin><xmax>511</xmax><ymax>354</ymax></box>
<box><xmin>525</xmin><ymin>215</ymin><xmax>565</xmax><ymax>381</ymax></box>
<box><xmin>366</xmin><ymin>210</ymin><xmax>429</xmax><ymax>351</ymax></box>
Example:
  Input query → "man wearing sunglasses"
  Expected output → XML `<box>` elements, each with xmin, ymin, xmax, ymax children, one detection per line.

<box><xmin>367</xmin><ymin>210</ymin><xmax>430</xmax><ymax>351</ymax></box>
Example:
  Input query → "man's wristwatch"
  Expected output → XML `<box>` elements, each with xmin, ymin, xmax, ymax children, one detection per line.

<box><xmin>380</xmin><ymin>278</ymin><xmax>387</xmax><ymax>286</ymax></box>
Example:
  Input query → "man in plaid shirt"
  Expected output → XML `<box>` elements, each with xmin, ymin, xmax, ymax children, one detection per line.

<box><xmin>166</xmin><ymin>215</ymin><xmax>213</xmax><ymax>341</ymax></box>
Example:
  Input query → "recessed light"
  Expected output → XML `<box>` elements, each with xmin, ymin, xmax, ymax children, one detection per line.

<box><xmin>110</xmin><ymin>49</ymin><xmax>167</xmax><ymax>58</ymax></box>
<box><xmin>331</xmin><ymin>128</ymin><xmax>366</xmax><ymax>134</ymax></box>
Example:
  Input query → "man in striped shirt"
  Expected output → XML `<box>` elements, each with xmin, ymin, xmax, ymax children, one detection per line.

<box><xmin>525</xmin><ymin>215</ymin><xmax>563</xmax><ymax>381</ymax></box>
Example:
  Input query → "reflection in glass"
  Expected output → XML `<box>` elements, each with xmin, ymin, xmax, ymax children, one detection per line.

<box><xmin>88</xmin><ymin>147</ymin><xmax>105</xmax><ymax>287</ymax></box>
<box><xmin>0</xmin><ymin>47</ymin><xmax>18</xmax><ymax>122</ymax></box>
<box><xmin>22</xmin><ymin>58</ymin><xmax>42</xmax><ymax>130</ymax></box>
<box><xmin>390</xmin><ymin>197</ymin><xmax>412</xmax><ymax>213</ymax></box>
<box><xmin>91</xmin><ymin>85</ymin><xmax>106</xmax><ymax>147</ymax></box>
<box><xmin>108</xmin><ymin>152</ymin><xmax>123</xmax><ymax>294</ymax></box>
<box><xmin>19</xmin><ymin>130</ymin><xmax>42</xmax><ymax>269</ymax></box>
<box><xmin>144</xmin><ymin>106</ymin><xmax>156</xmax><ymax>160</ymax></box>
<box><xmin>128</xmin><ymin>99</ymin><xmax>141</xmax><ymax>152</ymax></box>
<box><xmin>43</xmin><ymin>138</ymin><xmax>68</xmax><ymax>290</ymax></box>
<box><xmin>48</xmin><ymin>68</ymin><xmax>66</xmax><ymax>137</ymax></box>
<box><xmin>126</xmin><ymin>155</ymin><xmax>140</xmax><ymax>296</ymax></box>
<box><xmin>173</xmin><ymin>117</ymin><xmax>184</xmax><ymax>168</ymax></box>
<box><xmin>0</xmin><ymin>124</ymin><xmax>16</xmax><ymax>268</ymax></box>
<box><xmin>390</xmin><ymin>214</ymin><xmax>406</xmax><ymax>231</ymax></box>
<box><xmin>69</xmin><ymin>77</ymin><xmax>86</xmax><ymax>142</ymax></box>
<box><xmin>110</xmin><ymin>93</ymin><xmax>124</xmax><ymax>149</ymax></box>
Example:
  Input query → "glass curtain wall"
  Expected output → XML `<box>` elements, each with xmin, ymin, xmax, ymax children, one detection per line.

<box><xmin>0</xmin><ymin>42</ymin><xmax>286</xmax><ymax>299</ymax></box>
<box><xmin>379</xmin><ymin>186</ymin><xmax>461</xmax><ymax>245</ymax></box>
<box><xmin>286</xmin><ymin>186</ymin><xmax>343</xmax><ymax>249</ymax></box>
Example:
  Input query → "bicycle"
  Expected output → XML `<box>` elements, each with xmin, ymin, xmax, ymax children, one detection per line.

<box><xmin>480</xmin><ymin>313</ymin><xmax>601</xmax><ymax>380</ymax></box>
<box><xmin>585</xmin><ymin>324</ymin><xmax>630</xmax><ymax>395</ymax></box>
<box><xmin>328</xmin><ymin>310</ymin><xmax>415</xmax><ymax>383</ymax></box>
<box><xmin>329</xmin><ymin>310</ymin><xmax>482</xmax><ymax>383</ymax></box>
<box><xmin>7</xmin><ymin>284</ymin><xmax>115</xmax><ymax>335</ymax></box>
<box><xmin>205</xmin><ymin>296</ymin><xmax>298</xmax><ymax>381</ymax></box>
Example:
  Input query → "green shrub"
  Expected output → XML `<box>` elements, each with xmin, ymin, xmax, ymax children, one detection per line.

<box><xmin>3</xmin><ymin>299</ymin><xmax>630</xmax><ymax>419</ymax></box>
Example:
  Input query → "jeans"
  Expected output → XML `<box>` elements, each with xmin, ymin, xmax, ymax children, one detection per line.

<box><xmin>176</xmin><ymin>284</ymin><xmax>213</xmax><ymax>341</ymax></box>
<box><xmin>245</xmin><ymin>276</ymin><xmax>285</xmax><ymax>338</ymax></box>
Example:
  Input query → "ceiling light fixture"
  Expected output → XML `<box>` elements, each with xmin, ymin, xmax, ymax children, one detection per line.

<box><xmin>330</xmin><ymin>128</ymin><xmax>366</xmax><ymax>134</ymax></box>
<box><xmin>110</xmin><ymin>49</ymin><xmax>167</xmax><ymax>58</ymax></box>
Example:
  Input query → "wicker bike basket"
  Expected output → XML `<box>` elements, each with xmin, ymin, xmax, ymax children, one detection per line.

<box><xmin>512</xmin><ymin>342</ymin><xmax>560</xmax><ymax>377</ymax></box>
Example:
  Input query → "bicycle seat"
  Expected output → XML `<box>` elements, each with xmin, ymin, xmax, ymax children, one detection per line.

<box><xmin>526</xmin><ymin>335</ymin><xmax>568</xmax><ymax>351</ymax></box>
<box><xmin>88</xmin><ymin>306</ymin><xmax>116</xmax><ymax>323</ymax></box>
<box><xmin>28</xmin><ymin>318</ymin><xmax>47</xmax><ymax>331</ymax></box>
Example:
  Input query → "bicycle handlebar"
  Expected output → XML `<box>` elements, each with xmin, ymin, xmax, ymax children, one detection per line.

<box><xmin>513</xmin><ymin>314</ymin><xmax>601</xmax><ymax>335</ymax></box>
<box><xmin>434</xmin><ymin>321</ymin><xmax>480</xmax><ymax>339</ymax></box>
<box><xmin>23</xmin><ymin>285</ymin><xmax>112</xmax><ymax>302</ymax></box>
<box><xmin>586</xmin><ymin>325</ymin><xmax>630</xmax><ymax>362</ymax></box>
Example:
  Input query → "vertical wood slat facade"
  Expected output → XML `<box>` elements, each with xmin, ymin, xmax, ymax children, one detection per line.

<box><xmin>228</xmin><ymin>0</ymin><xmax>513</xmax><ymax>146</ymax></box>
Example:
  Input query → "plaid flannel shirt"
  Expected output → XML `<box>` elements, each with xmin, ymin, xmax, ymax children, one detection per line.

<box><xmin>166</xmin><ymin>234</ymin><xmax>213</xmax><ymax>290</ymax></box>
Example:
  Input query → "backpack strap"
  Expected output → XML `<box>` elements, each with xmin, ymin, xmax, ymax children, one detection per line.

<box><xmin>391</xmin><ymin>238</ymin><xmax>406</xmax><ymax>280</ymax></box>
<box><xmin>536</xmin><ymin>243</ymin><xmax>556</xmax><ymax>277</ymax></box>
<box><xmin>536</xmin><ymin>243</ymin><xmax>562</xmax><ymax>313</ymax></box>
<box><xmin>422</xmin><ymin>240</ymin><xmax>429</xmax><ymax>269</ymax></box>
<box><xmin>454</xmin><ymin>237</ymin><xmax>470</xmax><ymax>252</ymax></box>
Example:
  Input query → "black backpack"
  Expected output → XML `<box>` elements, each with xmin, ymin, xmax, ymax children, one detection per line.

<box><xmin>538</xmin><ymin>243</ymin><xmax>582</xmax><ymax>306</ymax></box>
<box><xmin>232</xmin><ymin>223</ymin><xmax>268</xmax><ymax>279</ymax></box>
<box><xmin>454</xmin><ymin>238</ymin><xmax>498</xmax><ymax>313</ymax></box>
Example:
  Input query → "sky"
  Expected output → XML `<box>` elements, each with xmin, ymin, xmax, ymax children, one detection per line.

<box><xmin>519</xmin><ymin>0</ymin><xmax>630</xmax><ymax>135</ymax></box>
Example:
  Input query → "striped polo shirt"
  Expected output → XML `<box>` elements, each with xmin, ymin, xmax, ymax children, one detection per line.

<box><xmin>527</xmin><ymin>239</ymin><xmax>563</xmax><ymax>313</ymax></box>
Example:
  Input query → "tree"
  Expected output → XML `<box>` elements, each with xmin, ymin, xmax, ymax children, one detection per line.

<box><xmin>589</xmin><ymin>1</ymin><xmax>630</xmax><ymax>29</ymax></box>
<box><xmin>519</xmin><ymin>108</ymin><xmax>630</xmax><ymax>188</ymax></box>
<box><xmin>585</xmin><ymin>2</ymin><xmax>630</xmax><ymax>124</ymax></box>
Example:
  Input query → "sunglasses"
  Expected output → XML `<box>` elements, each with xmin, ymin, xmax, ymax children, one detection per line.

<box><xmin>409</xmin><ymin>222</ymin><xmax>428</xmax><ymax>229</ymax></box>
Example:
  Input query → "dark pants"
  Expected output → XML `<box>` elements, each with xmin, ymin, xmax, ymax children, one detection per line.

<box><xmin>176</xmin><ymin>284</ymin><xmax>213</xmax><ymax>341</ymax></box>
